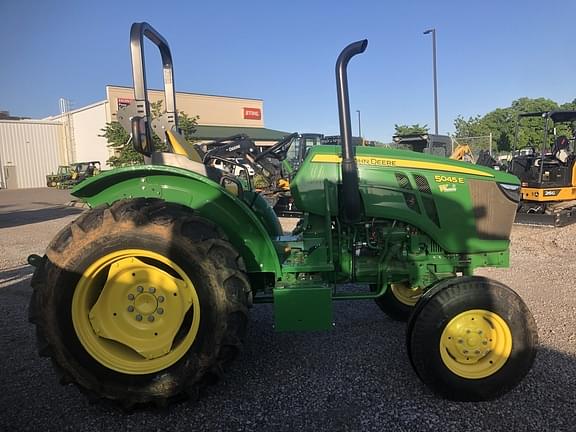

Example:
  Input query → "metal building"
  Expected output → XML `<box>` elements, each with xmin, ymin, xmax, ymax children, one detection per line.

<box><xmin>0</xmin><ymin>87</ymin><xmax>287</xmax><ymax>189</ymax></box>
<box><xmin>0</xmin><ymin>120</ymin><xmax>63</xmax><ymax>189</ymax></box>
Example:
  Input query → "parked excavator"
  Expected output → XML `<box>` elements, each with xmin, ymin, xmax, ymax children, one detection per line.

<box><xmin>508</xmin><ymin>110</ymin><xmax>576</xmax><ymax>226</ymax></box>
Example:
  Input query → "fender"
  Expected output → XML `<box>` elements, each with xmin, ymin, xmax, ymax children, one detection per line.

<box><xmin>72</xmin><ymin>165</ymin><xmax>282</xmax><ymax>277</ymax></box>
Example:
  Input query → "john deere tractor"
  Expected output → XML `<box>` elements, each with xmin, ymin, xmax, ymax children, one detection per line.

<box><xmin>46</xmin><ymin>165</ymin><xmax>71</xmax><ymax>188</ymax></box>
<box><xmin>28</xmin><ymin>22</ymin><xmax>537</xmax><ymax>408</ymax></box>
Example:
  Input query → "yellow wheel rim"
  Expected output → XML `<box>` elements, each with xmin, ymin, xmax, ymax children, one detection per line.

<box><xmin>72</xmin><ymin>249</ymin><xmax>200</xmax><ymax>375</ymax></box>
<box><xmin>390</xmin><ymin>283</ymin><xmax>422</xmax><ymax>306</ymax></box>
<box><xmin>440</xmin><ymin>309</ymin><xmax>512</xmax><ymax>379</ymax></box>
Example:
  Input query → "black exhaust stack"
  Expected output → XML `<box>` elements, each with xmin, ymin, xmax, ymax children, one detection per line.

<box><xmin>336</xmin><ymin>39</ymin><xmax>367</xmax><ymax>223</ymax></box>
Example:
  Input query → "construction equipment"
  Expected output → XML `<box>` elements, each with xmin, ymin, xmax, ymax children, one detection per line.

<box><xmin>450</xmin><ymin>143</ymin><xmax>474</xmax><ymax>161</ymax></box>
<box><xmin>509</xmin><ymin>111</ymin><xmax>576</xmax><ymax>226</ymax></box>
<box><xmin>285</xmin><ymin>133</ymin><xmax>324</xmax><ymax>170</ymax></box>
<box><xmin>194</xmin><ymin>132</ymin><xmax>324</xmax><ymax>216</ymax></box>
<box><xmin>191</xmin><ymin>132</ymin><xmax>301</xmax><ymax>214</ymax></box>
<box><xmin>392</xmin><ymin>133</ymin><xmax>452</xmax><ymax>157</ymax></box>
<box><xmin>28</xmin><ymin>22</ymin><xmax>537</xmax><ymax>408</ymax></box>
<box><xmin>257</xmin><ymin>133</ymin><xmax>325</xmax><ymax>216</ymax></box>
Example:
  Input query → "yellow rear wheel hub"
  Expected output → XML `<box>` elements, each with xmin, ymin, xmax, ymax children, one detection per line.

<box><xmin>72</xmin><ymin>249</ymin><xmax>200</xmax><ymax>375</ymax></box>
<box><xmin>440</xmin><ymin>309</ymin><xmax>512</xmax><ymax>379</ymax></box>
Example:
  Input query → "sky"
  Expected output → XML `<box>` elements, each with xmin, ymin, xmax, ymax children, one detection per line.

<box><xmin>1</xmin><ymin>0</ymin><xmax>574</xmax><ymax>143</ymax></box>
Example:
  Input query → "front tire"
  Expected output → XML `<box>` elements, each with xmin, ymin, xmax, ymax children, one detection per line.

<box><xmin>29</xmin><ymin>198</ymin><xmax>250</xmax><ymax>408</ymax></box>
<box><xmin>406</xmin><ymin>276</ymin><xmax>537</xmax><ymax>401</ymax></box>
<box><xmin>374</xmin><ymin>282</ymin><xmax>422</xmax><ymax>321</ymax></box>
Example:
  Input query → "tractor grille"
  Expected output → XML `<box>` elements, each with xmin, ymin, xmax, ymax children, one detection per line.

<box><xmin>402</xmin><ymin>192</ymin><xmax>420</xmax><ymax>213</ymax></box>
<box><xmin>422</xmin><ymin>196</ymin><xmax>441</xmax><ymax>227</ymax></box>
<box><xmin>469</xmin><ymin>180</ymin><xmax>516</xmax><ymax>240</ymax></box>
<box><xmin>396</xmin><ymin>173</ymin><xmax>420</xmax><ymax>212</ymax></box>
<box><xmin>414</xmin><ymin>175</ymin><xmax>432</xmax><ymax>194</ymax></box>
<box><xmin>395</xmin><ymin>173</ymin><xmax>412</xmax><ymax>190</ymax></box>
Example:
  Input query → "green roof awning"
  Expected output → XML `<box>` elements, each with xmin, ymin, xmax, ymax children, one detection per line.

<box><xmin>191</xmin><ymin>125</ymin><xmax>290</xmax><ymax>142</ymax></box>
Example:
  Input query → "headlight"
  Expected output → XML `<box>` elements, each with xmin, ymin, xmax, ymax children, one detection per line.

<box><xmin>498</xmin><ymin>183</ymin><xmax>521</xmax><ymax>203</ymax></box>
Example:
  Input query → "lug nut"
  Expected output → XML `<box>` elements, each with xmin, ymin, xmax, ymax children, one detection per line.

<box><xmin>149</xmin><ymin>287</ymin><xmax>156</xmax><ymax>293</ymax></box>
<box><xmin>137</xmin><ymin>286</ymin><xmax>144</xmax><ymax>293</ymax></box>
<box><xmin>128</xmin><ymin>294</ymin><xmax>135</xmax><ymax>300</ymax></box>
<box><xmin>157</xmin><ymin>308</ymin><xmax>164</xmax><ymax>315</ymax></box>
<box><xmin>158</xmin><ymin>296</ymin><xmax>165</xmax><ymax>303</ymax></box>
<box><xmin>458</xmin><ymin>339</ymin><xmax>464</xmax><ymax>344</ymax></box>
<box><xmin>127</xmin><ymin>305</ymin><xmax>134</xmax><ymax>312</ymax></box>
<box><xmin>135</xmin><ymin>314</ymin><xmax>142</xmax><ymax>321</ymax></box>
<box><xmin>148</xmin><ymin>315</ymin><xmax>155</xmax><ymax>322</ymax></box>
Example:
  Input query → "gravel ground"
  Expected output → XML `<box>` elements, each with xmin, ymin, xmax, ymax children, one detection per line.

<box><xmin>0</xmin><ymin>190</ymin><xmax>575</xmax><ymax>431</ymax></box>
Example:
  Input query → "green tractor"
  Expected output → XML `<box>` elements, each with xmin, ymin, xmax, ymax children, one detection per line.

<box><xmin>46</xmin><ymin>165</ymin><xmax>71</xmax><ymax>188</ymax></box>
<box><xmin>57</xmin><ymin>161</ymin><xmax>101</xmax><ymax>189</ymax></box>
<box><xmin>28</xmin><ymin>22</ymin><xmax>537</xmax><ymax>408</ymax></box>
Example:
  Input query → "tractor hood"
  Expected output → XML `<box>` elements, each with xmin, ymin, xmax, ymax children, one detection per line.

<box><xmin>291</xmin><ymin>145</ymin><xmax>519</xmax><ymax>254</ymax></box>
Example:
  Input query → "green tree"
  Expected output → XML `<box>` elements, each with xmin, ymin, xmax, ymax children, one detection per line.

<box><xmin>394</xmin><ymin>123</ymin><xmax>429</xmax><ymax>135</ymax></box>
<box><xmin>559</xmin><ymin>98</ymin><xmax>576</xmax><ymax>111</ymax></box>
<box><xmin>102</xmin><ymin>100</ymin><xmax>199</xmax><ymax>167</ymax></box>
<box><xmin>453</xmin><ymin>97</ymin><xmax>575</xmax><ymax>152</ymax></box>
<box><xmin>101</xmin><ymin>121</ymin><xmax>136</xmax><ymax>167</ymax></box>
<box><xmin>453</xmin><ymin>114</ymin><xmax>490</xmax><ymax>138</ymax></box>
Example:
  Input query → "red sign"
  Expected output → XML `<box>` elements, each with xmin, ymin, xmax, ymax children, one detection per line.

<box><xmin>117</xmin><ymin>98</ymin><xmax>133</xmax><ymax>109</ymax></box>
<box><xmin>243</xmin><ymin>107</ymin><xmax>261</xmax><ymax>120</ymax></box>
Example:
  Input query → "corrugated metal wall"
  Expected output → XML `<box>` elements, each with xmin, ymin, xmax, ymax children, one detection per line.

<box><xmin>0</xmin><ymin>120</ymin><xmax>63</xmax><ymax>189</ymax></box>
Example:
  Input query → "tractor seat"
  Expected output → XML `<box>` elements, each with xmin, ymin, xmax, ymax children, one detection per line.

<box><xmin>151</xmin><ymin>152</ymin><xmax>223</xmax><ymax>183</ymax></box>
<box><xmin>533</xmin><ymin>156</ymin><xmax>559</xmax><ymax>167</ymax></box>
<box><xmin>150</xmin><ymin>152</ymin><xmax>244</xmax><ymax>197</ymax></box>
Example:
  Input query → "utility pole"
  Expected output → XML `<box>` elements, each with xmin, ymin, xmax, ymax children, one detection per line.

<box><xmin>356</xmin><ymin>109</ymin><xmax>362</xmax><ymax>137</ymax></box>
<box><xmin>423</xmin><ymin>28</ymin><xmax>439</xmax><ymax>135</ymax></box>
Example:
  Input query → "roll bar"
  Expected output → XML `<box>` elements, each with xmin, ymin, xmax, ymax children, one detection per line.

<box><xmin>126</xmin><ymin>22</ymin><xmax>177</xmax><ymax>156</ymax></box>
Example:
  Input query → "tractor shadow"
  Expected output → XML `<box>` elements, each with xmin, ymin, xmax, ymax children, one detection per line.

<box><xmin>0</xmin><ymin>206</ymin><xmax>83</xmax><ymax>229</ymax></box>
<box><xmin>3</xmin><ymin>277</ymin><xmax>575</xmax><ymax>432</ymax></box>
<box><xmin>211</xmin><ymin>304</ymin><xmax>575</xmax><ymax>431</ymax></box>
<box><xmin>0</xmin><ymin>264</ymin><xmax>32</xmax><ymax>289</ymax></box>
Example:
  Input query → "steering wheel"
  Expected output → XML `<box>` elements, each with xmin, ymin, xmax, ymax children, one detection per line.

<box><xmin>255</xmin><ymin>132</ymin><xmax>299</xmax><ymax>162</ymax></box>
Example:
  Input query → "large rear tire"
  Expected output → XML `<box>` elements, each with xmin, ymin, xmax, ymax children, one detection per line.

<box><xmin>406</xmin><ymin>276</ymin><xmax>537</xmax><ymax>401</ymax></box>
<box><xmin>29</xmin><ymin>198</ymin><xmax>250</xmax><ymax>408</ymax></box>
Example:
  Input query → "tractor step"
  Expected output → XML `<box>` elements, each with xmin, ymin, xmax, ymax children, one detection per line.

<box><xmin>273</xmin><ymin>285</ymin><xmax>333</xmax><ymax>332</ymax></box>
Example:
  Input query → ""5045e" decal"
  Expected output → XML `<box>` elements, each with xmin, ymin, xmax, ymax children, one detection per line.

<box><xmin>434</xmin><ymin>175</ymin><xmax>464</xmax><ymax>184</ymax></box>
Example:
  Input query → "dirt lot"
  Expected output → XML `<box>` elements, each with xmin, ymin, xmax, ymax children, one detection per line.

<box><xmin>0</xmin><ymin>189</ymin><xmax>575</xmax><ymax>431</ymax></box>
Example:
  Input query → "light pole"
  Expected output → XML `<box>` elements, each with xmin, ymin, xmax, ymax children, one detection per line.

<box><xmin>423</xmin><ymin>28</ymin><xmax>439</xmax><ymax>135</ymax></box>
<box><xmin>356</xmin><ymin>109</ymin><xmax>362</xmax><ymax>137</ymax></box>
